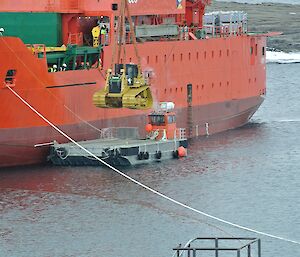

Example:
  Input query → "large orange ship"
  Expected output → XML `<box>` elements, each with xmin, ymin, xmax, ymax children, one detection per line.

<box><xmin>0</xmin><ymin>0</ymin><xmax>267</xmax><ymax>168</ymax></box>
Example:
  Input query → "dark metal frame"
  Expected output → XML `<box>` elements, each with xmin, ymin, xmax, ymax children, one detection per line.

<box><xmin>173</xmin><ymin>237</ymin><xmax>261</xmax><ymax>257</ymax></box>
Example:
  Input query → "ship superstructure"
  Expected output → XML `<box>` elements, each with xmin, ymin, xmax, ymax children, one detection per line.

<box><xmin>0</xmin><ymin>0</ymin><xmax>267</xmax><ymax>167</ymax></box>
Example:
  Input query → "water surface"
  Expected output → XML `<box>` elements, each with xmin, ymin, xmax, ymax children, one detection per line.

<box><xmin>1</xmin><ymin>63</ymin><xmax>300</xmax><ymax>257</ymax></box>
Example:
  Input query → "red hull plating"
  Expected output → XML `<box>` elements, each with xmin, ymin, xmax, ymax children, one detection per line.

<box><xmin>0</xmin><ymin>32</ymin><xmax>267</xmax><ymax>168</ymax></box>
<box><xmin>0</xmin><ymin>96</ymin><xmax>263</xmax><ymax>167</ymax></box>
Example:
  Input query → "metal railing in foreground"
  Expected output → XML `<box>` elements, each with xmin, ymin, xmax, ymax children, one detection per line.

<box><xmin>173</xmin><ymin>237</ymin><xmax>261</xmax><ymax>257</ymax></box>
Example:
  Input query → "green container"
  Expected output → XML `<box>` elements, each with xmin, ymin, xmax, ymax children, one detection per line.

<box><xmin>0</xmin><ymin>12</ymin><xmax>62</xmax><ymax>46</ymax></box>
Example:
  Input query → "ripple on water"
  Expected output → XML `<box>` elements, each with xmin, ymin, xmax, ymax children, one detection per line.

<box><xmin>0</xmin><ymin>64</ymin><xmax>300</xmax><ymax>257</ymax></box>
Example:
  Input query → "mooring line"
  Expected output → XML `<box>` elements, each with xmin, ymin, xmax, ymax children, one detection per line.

<box><xmin>7</xmin><ymin>85</ymin><xmax>300</xmax><ymax>246</ymax></box>
<box><xmin>1</xmin><ymin>37</ymin><xmax>103</xmax><ymax>134</ymax></box>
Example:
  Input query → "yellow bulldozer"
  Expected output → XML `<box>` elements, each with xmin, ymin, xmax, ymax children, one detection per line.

<box><xmin>93</xmin><ymin>63</ymin><xmax>152</xmax><ymax>109</ymax></box>
<box><xmin>92</xmin><ymin>0</ymin><xmax>153</xmax><ymax>110</ymax></box>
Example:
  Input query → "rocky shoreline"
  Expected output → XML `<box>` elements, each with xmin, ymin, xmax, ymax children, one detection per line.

<box><xmin>207</xmin><ymin>1</ymin><xmax>300</xmax><ymax>52</ymax></box>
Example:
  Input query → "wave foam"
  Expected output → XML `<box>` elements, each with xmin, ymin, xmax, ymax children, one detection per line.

<box><xmin>266</xmin><ymin>51</ymin><xmax>300</xmax><ymax>64</ymax></box>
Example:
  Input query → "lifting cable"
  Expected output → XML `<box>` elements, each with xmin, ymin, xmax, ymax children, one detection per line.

<box><xmin>6</xmin><ymin>84</ymin><xmax>300</xmax><ymax>246</ymax></box>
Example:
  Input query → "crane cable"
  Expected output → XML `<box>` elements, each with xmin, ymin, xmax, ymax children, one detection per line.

<box><xmin>110</xmin><ymin>0</ymin><xmax>142</xmax><ymax>74</ymax></box>
<box><xmin>125</xmin><ymin>0</ymin><xmax>142</xmax><ymax>72</ymax></box>
<box><xmin>6</xmin><ymin>84</ymin><xmax>300</xmax><ymax>246</ymax></box>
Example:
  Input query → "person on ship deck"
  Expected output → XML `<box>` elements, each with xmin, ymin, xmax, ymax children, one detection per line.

<box><xmin>0</xmin><ymin>28</ymin><xmax>4</xmax><ymax>36</ymax></box>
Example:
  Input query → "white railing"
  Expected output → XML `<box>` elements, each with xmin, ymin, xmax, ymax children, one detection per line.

<box><xmin>99</xmin><ymin>128</ymin><xmax>114</xmax><ymax>139</ymax></box>
<box><xmin>175</xmin><ymin>128</ymin><xmax>186</xmax><ymax>140</ymax></box>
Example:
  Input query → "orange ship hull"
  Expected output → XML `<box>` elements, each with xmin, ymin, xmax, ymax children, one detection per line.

<box><xmin>0</xmin><ymin>34</ymin><xmax>266</xmax><ymax>168</ymax></box>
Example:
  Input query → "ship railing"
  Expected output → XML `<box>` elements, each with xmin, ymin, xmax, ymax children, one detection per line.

<box><xmin>26</xmin><ymin>44</ymin><xmax>47</xmax><ymax>59</ymax></box>
<box><xmin>173</xmin><ymin>237</ymin><xmax>261</xmax><ymax>257</ymax></box>
<box><xmin>99</xmin><ymin>128</ymin><xmax>114</xmax><ymax>140</ymax></box>
<box><xmin>146</xmin><ymin>128</ymin><xmax>186</xmax><ymax>141</ymax></box>
<box><xmin>175</xmin><ymin>128</ymin><xmax>187</xmax><ymax>140</ymax></box>
<box><xmin>189</xmin><ymin>123</ymin><xmax>210</xmax><ymax>137</ymax></box>
<box><xmin>177</xmin><ymin>24</ymin><xmax>246</xmax><ymax>41</ymax></box>
<box><xmin>203</xmin><ymin>24</ymin><xmax>246</xmax><ymax>38</ymax></box>
<box><xmin>123</xmin><ymin>22</ymin><xmax>246</xmax><ymax>44</ymax></box>
<box><xmin>99</xmin><ymin>127</ymin><xmax>140</xmax><ymax>140</ymax></box>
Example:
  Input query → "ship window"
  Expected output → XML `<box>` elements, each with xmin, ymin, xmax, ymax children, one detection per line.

<box><xmin>255</xmin><ymin>44</ymin><xmax>258</xmax><ymax>56</ymax></box>
<box><xmin>219</xmin><ymin>50</ymin><xmax>222</xmax><ymax>57</ymax></box>
<box><xmin>170</xmin><ymin>88</ymin><xmax>172</xmax><ymax>93</ymax></box>
<box><xmin>196</xmin><ymin>52</ymin><xmax>199</xmax><ymax>60</ymax></box>
<box><xmin>168</xmin><ymin>115</ymin><xmax>176</xmax><ymax>124</ymax></box>
<box><xmin>212</xmin><ymin>83</ymin><xmax>214</xmax><ymax>88</ymax></box>
<box><xmin>112</xmin><ymin>3</ymin><xmax>118</xmax><ymax>10</ymax></box>
<box><xmin>164</xmin><ymin>88</ymin><xmax>167</xmax><ymax>94</ymax></box>
<box><xmin>164</xmin><ymin>54</ymin><xmax>167</xmax><ymax>63</ymax></box>
<box><xmin>156</xmin><ymin>55</ymin><xmax>158</xmax><ymax>63</ymax></box>
<box><xmin>129</xmin><ymin>57</ymin><xmax>132</xmax><ymax>62</ymax></box>
<box><xmin>204</xmin><ymin>51</ymin><xmax>207</xmax><ymax>59</ymax></box>
<box><xmin>5</xmin><ymin>69</ymin><xmax>17</xmax><ymax>85</ymax></box>
<box><xmin>212</xmin><ymin>51</ymin><xmax>214</xmax><ymax>58</ymax></box>
<box><xmin>262</xmin><ymin>47</ymin><xmax>265</xmax><ymax>56</ymax></box>
<box><xmin>180</xmin><ymin>53</ymin><xmax>183</xmax><ymax>61</ymax></box>
<box><xmin>175</xmin><ymin>87</ymin><xmax>178</xmax><ymax>93</ymax></box>
<box><xmin>227</xmin><ymin>49</ymin><xmax>230</xmax><ymax>56</ymax></box>
<box><xmin>202</xmin><ymin>84</ymin><xmax>204</xmax><ymax>89</ymax></box>
<box><xmin>181</xmin><ymin>87</ymin><xmax>183</xmax><ymax>92</ymax></box>
<box><xmin>147</xmin><ymin>56</ymin><xmax>150</xmax><ymax>64</ymax></box>
<box><xmin>188</xmin><ymin>52</ymin><xmax>191</xmax><ymax>60</ymax></box>
<box><xmin>173</xmin><ymin>54</ymin><xmax>175</xmax><ymax>61</ymax></box>
<box><xmin>250</xmin><ymin>47</ymin><xmax>253</xmax><ymax>55</ymax></box>
<box><xmin>227</xmin><ymin>81</ymin><xmax>229</xmax><ymax>86</ymax></box>
<box><xmin>149</xmin><ymin>115</ymin><xmax>165</xmax><ymax>125</ymax></box>
<box><xmin>197</xmin><ymin>84</ymin><xmax>199</xmax><ymax>90</ymax></box>
<box><xmin>219</xmin><ymin>82</ymin><xmax>222</xmax><ymax>87</ymax></box>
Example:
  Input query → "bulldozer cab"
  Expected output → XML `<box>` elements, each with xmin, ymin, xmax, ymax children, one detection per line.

<box><xmin>108</xmin><ymin>63</ymin><xmax>139</xmax><ymax>93</ymax></box>
<box><xmin>93</xmin><ymin>63</ymin><xmax>153</xmax><ymax>109</ymax></box>
<box><xmin>108</xmin><ymin>75</ymin><xmax>122</xmax><ymax>93</ymax></box>
<box><xmin>113</xmin><ymin>63</ymin><xmax>138</xmax><ymax>85</ymax></box>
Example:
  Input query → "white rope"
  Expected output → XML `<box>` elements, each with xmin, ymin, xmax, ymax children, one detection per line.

<box><xmin>0</xmin><ymin>37</ymin><xmax>102</xmax><ymax>134</ymax></box>
<box><xmin>7</xmin><ymin>85</ymin><xmax>300</xmax><ymax>246</ymax></box>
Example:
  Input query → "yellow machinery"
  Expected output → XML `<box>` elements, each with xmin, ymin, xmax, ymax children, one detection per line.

<box><xmin>93</xmin><ymin>64</ymin><xmax>152</xmax><ymax>109</ymax></box>
<box><xmin>92</xmin><ymin>26</ymin><xmax>100</xmax><ymax>47</ymax></box>
<box><xmin>92</xmin><ymin>0</ymin><xmax>153</xmax><ymax>110</ymax></box>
